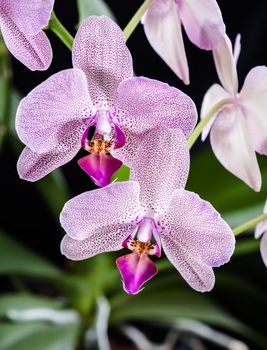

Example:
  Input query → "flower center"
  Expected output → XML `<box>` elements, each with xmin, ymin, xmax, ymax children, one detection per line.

<box><xmin>86</xmin><ymin>134</ymin><xmax>112</xmax><ymax>154</ymax></box>
<box><xmin>127</xmin><ymin>239</ymin><xmax>157</xmax><ymax>255</ymax></box>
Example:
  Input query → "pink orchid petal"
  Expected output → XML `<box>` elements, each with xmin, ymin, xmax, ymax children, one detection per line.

<box><xmin>1</xmin><ymin>0</ymin><xmax>54</xmax><ymax>36</ymax></box>
<box><xmin>159</xmin><ymin>189</ymin><xmax>235</xmax><ymax>292</ymax></box>
<box><xmin>260</xmin><ymin>233</ymin><xmax>267</xmax><ymax>268</ymax></box>
<box><xmin>72</xmin><ymin>16</ymin><xmax>133</xmax><ymax>105</ymax></box>
<box><xmin>116</xmin><ymin>128</ymin><xmax>189</xmax><ymax>215</ymax></box>
<box><xmin>17</xmin><ymin>125</ymin><xmax>84</xmax><ymax>181</ymax></box>
<box><xmin>143</xmin><ymin>0</ymin><xmax>189</xmax><ymax>84</ymax></box>
<box><xmin>0</xmin><ymin>13</ymin><xmax>52</xmax><ymax>71</ymax></box>
<box><xmin>61</xmin><ymin>223</ymin><xmax>136</xmax><ymax>260</ymax></box>
<box><xmin>60</xmin><ymin>181</ymin><xmax>142</xmax><ymax>240</ymax></box>
<box><xmin>239</xmin><ymin>66</ymin><xmax>267</xmax><ymax>155</ymax></box>
<box><xmin>210</xmin><ymin>105</ymin><xmax>261</xmax><ymax>191</ymax></box>
<box><xmin>233</xmin><ymin>34</ymin><xmax>241</xmax><ymax>65</ymax></box>
<box><xmin>115</xmin><ymin>77</ymin><xmax>197</xmax><ymax>137</ymax></box>
<box><xmin>78</xmin><ymin>152</ymin><xmax>122</xmax><ymax>187</ymax></box>
<box><xmin>16</xmin><ymin>69</ymin><xmax>93</xmax><ymax>153</ymax></box>
<box><xmin>177</xmin><ymin>0</ymin><xmax>225</xmax><ymax>50</ymax></box>
<box><xmin>212</xmin><ymin>35</ymin><xmax>238</xmax><ymax>94</ymax></box>
<box><xmin>116</xmin><ymin>252</ymin><xmax>158</xmax><ymax>294</ymax></box>
<box><xmin>200</xmin><ymin>83</ymin><xmax>230</xmax><ymax>141</ymax></box>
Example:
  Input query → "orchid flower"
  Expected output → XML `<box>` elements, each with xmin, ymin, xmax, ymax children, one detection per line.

<box><xmin>15</xmin><ymin>15</ymin><xmax>197</xmax><ymax>187</ymax></box>
<box><xmin>142</xmin><ymin>0</ymin><xmax>225</xmax><ymax>84</ymax></box>
<box><xmin>60</xmin><ymin>127</ymin><xmax>235</xmax><ymax>294</ymax></box>
<box><xmin>0</xmin><ymin>0</ymin><xmax>54</xmax><ymax>70</ymax></box>
<box><xmin>201</xmin><ymin>34</ymin><xmax>267</xmax><ymax>192</ymax></box>
<box><xmin>255</xmin><ymin>200</ymin><xmax>267</xmax><ymax>268</ymax></box>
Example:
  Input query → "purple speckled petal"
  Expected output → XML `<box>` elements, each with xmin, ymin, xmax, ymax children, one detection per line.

<box><xmin>159</xmin><ymin>189</ymin><xmax>235</xmax><ymax>292</ymax></box>
<box><xmin>116</xmin><ymin>252</ymin><xmax>158</xmax><ymax>294</ymax></box>
<box><xmin>16</xmin><ymin>69</ymin><xmax>93</xmax><ymax>153</ymax></box>
<box><xmin>115</xmin><ymin>128</ymin><xmax>189</xmax><ymax>216</ymax></box>
<box><xmin>200</xmin><ymin>83</ymin><xmax>230</xmax><ymax>141</ymax></box>
<box><xmin>143</xmin><ymin>0</ymin><xmax>189</xmax><ymax>84</ymax></box>
<box><xmin>0</xmin><ymin>13</ymin><xmax>52</xmax><ymax>71</ymax></box>
<box><xmin>78</xmin><ymin>152</ymin><xmax>122</xmax><ymax>187</ymax></box>
<box><xmin>177</xmin><ymin>0</ymin><xmax>225</xmax><ymax>50</ymax></box>
<box><xmin>17</xmin><ymin>124</ymin><xmax>85</xmax><ymax>181</ymax></box>
<box><xmin>1</xmin><ymin>0</ymin><xmax>54</xmax><ymax>36</ymax></box>
<box><xmin>260</xmin><ymin>233</ymin><xmax>267</xmax><ymax>268</ymax></box>
<box><xmin>60</xmin><ymin>181</ymin><xmax>142</xmax><ymax>240</ymax></box>
<box><xmin>212</xmin><ymin>35</ymin><xmax>238</xmax><ymax>94</ymax></box>
<box><xmin>210</xmin><ymin>104</ymin><xmax>261</xmax><ymax>191</ymax></box>
<box><xmin>115</xmin><ymin>77</ymin><xmax>197</xmax><ymax>137</ymax></box>
<box><xmin>72</xmin><ymin>16</ymin><xmax>133</xmax><ymax>105</ymax></box>
<box><xmin>239</xmin><ymin>66</ymin><xmax>267</xmax><ymax>155</ymax></box>
<box><xmin>61</xmin><ymin>223</ymin><xmax>136</xmax><ymax>260</ymax></box>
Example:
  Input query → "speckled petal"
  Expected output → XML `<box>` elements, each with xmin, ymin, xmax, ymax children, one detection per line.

<box><xmin>72</xmin><ymin>16</ymin><xmax>133</xmax><ymax>105</ymax></box>
<box><xmin>210</xmin><ymin>105</ymin><xmax>261</xmax><ymax>191</ymax></box>
<box><xmin>1</xmin><ymin>0</ymin><xmax>54</xmax><ymax>35</ymax></box>
<box><xmin>17</xmin><ymin>124</ymin><xmax>85</xmax><ymax>181</ymax></box>
<box><xmin>212</xmin><ymin>35</ymin><xmax>238</xmax><ymax>94</ymax></box>
<box><xmin>239</xmin><ymin>66</ymin><xmax>267</xmax><ymax>155</ymax></box>
<box><xmin>125</xmin><ymin>128</ymin><xmax>190</xmax><ymax>216</ymax></box>
<box><xmin>115</xmin><ymin>77</ymin><xmax>197</xmax><ymax>137</ymax></box>
<box><xmin>159</xmin><ymin>189</ymin><xmax>235</xmax><ymax>292</ymax></box>
<box><xmin>60</xmin><ymin>181</ymin><xmax>142</xmax><ymax>240</ymax></box>
<box><xmin>116</xmin><ymin>252</ymin><xmax>158</xmax><ymax>295</ymax></box>
<box><xmin>61</xmin><ymin>223</ymin><xmax>136</xmax><ymax>260</ymax></box>
<box><xmin>200</xmin><ymin>83</ymin><xmax>230</xmax><ymax>141</ymax></box>
<box><xmin>143</xmin><ymin>0</ymin><xmax>189</xmax><ymax>84</ymax></box>
<box><xmin>177</xmin><ymin>0</ymin><xmax>225</xmax><ymax>50</ymax></box>
<box><xmin>16</xmin><ymin>69</ymin><xmax>93</xmax><ymax>153</ymax></box>
<box><xmin>0</xmin><ymin>13</ymin><xmax>52</xmax><ymax>71</ymax></box>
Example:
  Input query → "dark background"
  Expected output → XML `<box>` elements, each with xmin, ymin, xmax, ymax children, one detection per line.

<box><xmin>1</xmin><ymin>1</ymin><xmax>267</xmax><ymax>347</ymax></box>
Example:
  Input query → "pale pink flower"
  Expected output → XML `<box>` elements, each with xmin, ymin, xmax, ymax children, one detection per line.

<box><xmin>0</xmin><ymin>0</ymin><xmax>54</xmax><ymax>70</ymax></box>
<box><xmin>142</xmin><ymin>0</ymin><xmax>225</xmax><ymax>84</ymax></box>
<box><xmin>60</xmin><ymin>128</ymin><xmax>235</xmax><ymax>294</ymax></box>
<box><xmin>255</xmin><ymin>200</ymin><xmax>267</xmax><ymax>268</ymax></box>
<box><xmin>201</xmin><ymin>34</ymin><xmax>267</xmax><ymax>191</ymax></box>
<box><xmin>16</xmin><ymin>16</ymin><xmax>197</xmax><ymax>187</ymax></box>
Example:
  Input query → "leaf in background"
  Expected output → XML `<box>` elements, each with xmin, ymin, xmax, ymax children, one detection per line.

<box><xmin>112</xmin><ymin>164</ymin><xmax>130</xmax><ymax>183</ymax></box>
<box><xmin>0</xmin><ymin>322</ymin><xmax>80</xmax><ymax>350</ymax></box>
<box><xmin>0</xmin><ymin>231</ymin><xmax>64</xmax><ymax>280</ymax></box>
<box><xmin>77</xmin><ymin>0</ymin><xmax>116</xmax><ymax>25</ymax></box>
<box><xmin>0</xmin><ymin>294</ymin><xmax>64</xmax><ymax>317</ymax></box>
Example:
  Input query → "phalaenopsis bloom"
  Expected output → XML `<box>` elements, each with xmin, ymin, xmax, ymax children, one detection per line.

<box><xmin>142</xmin><ymin>0</ymin><xmax>225</xmax><ymax>84</ymax></box>
<box><xmin>60</xmin><ymin>128</ymin><xmax>235</xmax><ymax>294</ymax></box>
<box><xmin>201</xmin><ymin>34</ymin><xmax>267</xmax><ymax>191</ymax></box>
<box><xmin>16</xmin><ymin>16</ymin><xmax>196</xmax><ymax>187</ymax></box>
<box><xmin>0</xmin><ymin>0</ymin><xmax>53</xmax><ymax>70</ymax></box>
<box><xmin>255</xmin><ymin>200</ymin><xmax>267</xmax><ymax>268</ymax></box>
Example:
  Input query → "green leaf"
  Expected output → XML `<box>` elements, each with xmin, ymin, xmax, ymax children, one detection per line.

<box><xmin>0</xmin><ymin>294</ymin><xmax>63</xmax><ymax>317</ymax></box>
<box><xmin>77</xmin><ymin>0</ymin><xmax>116</xmax><ymax>24</ymax></box>
<box><xmin>0</xmin><ymin>322</ymin><xmax>80</xmax><ymax>350</ymax></box>
<box><xmin>112</xmin><ymin>165</ymin><xmax>130</xmax><ymax>182</ymax></box>
<box><xmin>0</xmin><ymin>231</ymin><xmax>64</xmax><ymax>280</ymax></box>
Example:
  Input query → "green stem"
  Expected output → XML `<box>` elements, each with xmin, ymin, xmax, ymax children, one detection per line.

<box><xmin>187</xmin><ymin>98</ymin><xmax>232</xmax><ymax>150</ymax></box>
<box><xmin>123</xmin><ymin>0</ymin><xmax>152</xmax><ymax>41</ymax></box>
<box><xmin>0</xmin><ymin>42</ymin><xmax>11</xmax><ymax>149</ymax></box>
<box><xmin>233</xmin><ymin>213</ymin><xmax>267</xmax><ymax>236</ymax></box>
<box><xmin>48</xmin><ymin>12</ymin><xmax>74</xmax><ymax>51</ymax></box>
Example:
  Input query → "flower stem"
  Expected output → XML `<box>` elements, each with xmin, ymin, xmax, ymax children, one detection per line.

<box><xmin>0</xmin><ymin>41</ymin><xmax>11</xmax><ymax>149</ymax></box>
<box><xmin>48</xmin><ymin>12</ymin><xmax>74</xmax><ymax>51</ymax></box>
<box><xmin>123</xmin><ymin>0</ymin><xmax>152</xmax><ymax>41</ymax></box>
<box><xmin>233</xmin><ymin>213</ymin><xmax>267</xmax><ymax>236</ymax></box>
<box><xmin>187</xmin><ymin>98</ymin><xmax>232</xmax><ymax>150</ymax></box>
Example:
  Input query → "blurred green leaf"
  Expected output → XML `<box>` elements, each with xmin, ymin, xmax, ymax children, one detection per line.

<box><xmin>77</xmin><ymin>0</ymin><xmax>116</xmax><ymax>24</ymax></box>
<box><xmin>233</xmin><ymin>238</ymin><xmax>260</xmax><ymax>256</ymax></box>
<box><xmin>112</xmin><ymin>164</ymin><xmax>130</xmax><ymax>182</ymax></box>
<box><xmin>0</xmin><ymin>294</ymin><xmax>63</xmax><ymax>317</ymax></box>
<box><xmin>0</xmin><ymin>322</ymin><xmax>80</xmax><ymax>350</ymax></box>
<box><xmin>0</xmin><ymin>231</ymin><xmax>64</xmax><ymax>280</ymax></box>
